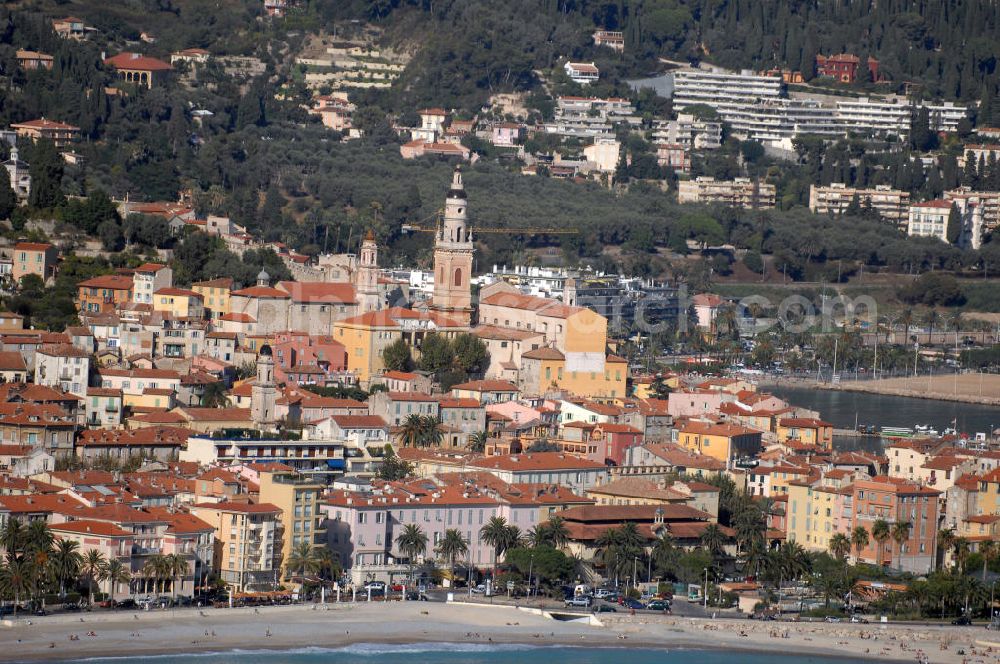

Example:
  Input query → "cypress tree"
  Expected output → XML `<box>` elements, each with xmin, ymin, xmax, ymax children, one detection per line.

<box><xmin>946</xmin><ymin>203</ymin><xmax>962</xmax><ymax>244</ymax></box>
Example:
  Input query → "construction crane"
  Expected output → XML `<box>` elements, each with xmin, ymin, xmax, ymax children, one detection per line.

<box><xmin>401</xmin><ymin>223</ymin><xmax>578</xmax><ymax>235</ymax></box>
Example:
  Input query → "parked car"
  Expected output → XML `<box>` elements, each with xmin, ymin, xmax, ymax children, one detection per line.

<box><xmin>116</xmin><ymin>599</ymin><xmax>137</xmax><ymax>610</ymax></box>
<box><xmin>405</xmin><ymin>591</ymin><xmax>429</xmax><ymax>601</ymax></box>
<box><xmin>471</xmin><ymin>584</ymin><xmax>487</xmax><ymax>594</ymax></box>
<box><xmin>646</xmin><ymin>600</ymin><xmax>671</xmax><ymax>611</ymax></box>
<box><xmin>565</xmin><ymin>596</ymin><xmax>593</xmax><ymax>608</ymax></box>
<box><xmin>850</xmin><ymin>616</ymin><xmax>869</xmax><ymax>624</ymax></box>
<box><xmin>621</xmin><ymin>598</ymin><xmax>645</xmax><ymax>610</ymax></box>
<box><xmin>593</xmin><ymin>604</ymin><xmax>618</xmax><ymax>613</ymax></box>
<box><xmin>364</xmin><ymin>582</ymin><xmax>386</xmax><ymax>592</ymax></box>
<box><xmin>593</xmin><ymin>588</ymin><xmax>614</xmax><ymax>599</ymax></box>
<box><xmin>824</xmin><ymin>616</ymin><xmax>841</xmax><ymax>623</ymax></box>
<box><xmin>952</xmin><ymin>616</ymin><xmax>972</xmax><ymax>626</ymax></box>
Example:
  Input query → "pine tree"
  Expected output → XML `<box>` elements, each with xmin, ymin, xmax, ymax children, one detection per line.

<box><xmin>946</xmin><ymin>203</ymin><xmax>962</xmax><ymax>244</ymax></box>
<box><xmin>27</xmin><ymin>139</ymin><xmax>64</xmax><ymax>209</ymax></box>
<box><xmin>0</xmin><ymin>172</ymin><xmax>17</xmax><ymax>220</ymax></box>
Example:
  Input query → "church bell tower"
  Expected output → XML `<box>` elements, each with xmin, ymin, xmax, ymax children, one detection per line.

<box><xmin>430</xmin><ymin>166</ymin><xmax>474</xmax><ymax>326</ymax></box>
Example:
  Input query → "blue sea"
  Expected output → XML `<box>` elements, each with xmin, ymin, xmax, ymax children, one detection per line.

<box><xmin>70</xmin><ymin>643</ymin><xmax>874</xmax><ymax>664</ymax></box>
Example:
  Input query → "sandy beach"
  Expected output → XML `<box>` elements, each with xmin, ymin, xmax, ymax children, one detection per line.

<box><xmin>2</xmin><ymin>601</ymin><xmax>997</xmax><ymax>664</ymax></box>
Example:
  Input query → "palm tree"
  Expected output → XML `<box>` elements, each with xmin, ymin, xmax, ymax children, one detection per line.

<box><xmin>981</xmin><ymin>540</ymin><xmax>998</xmax><ymax>583</ymax></box>
<box><xmin>396</xmin><ymin>414</ymin><xmax>424</xmax><ymax>448</ymax></box>
<box><xmin>468</xmin><ymin>431</ymin><xmax>489</xmax><ymax>453</ymax></box>
<box><xmin>899</xmin><ymin>308</ymin><xmax>913</xmax><ymax>345</ymax></box>
<box><xmin>315</xmin><ymin>547</ymin><xmax>339</xmax><ymax>581</ymax></box>
<box><xmin>546</xmin><ymin>517</ymin><xmax>570</xmax><ymax>550</ymax></box>
<box><xmin>0</xmin><ymin>553</ymin><xmax>30</xmax><ymax>616</ymax></box>
<box><xmin>829</xmin><ymin>533</ymin><xmax>851</xmax><ymax>562</ymax></box>
<box><xmin>775</xmin><ymin>541</ymin><xmax>810</xmax><ymax>583</ymax></box>
<box><xmin>871</xmin><ymin>519</ymin><xmax>890</xmax><ymax>566</ymax></box>
<box><xmin>285</xmin><ymin>542</ymin><xmax>321</xmax><ymax>580</ymax></box>
<box><xmin>651</xmin><ymin>531</ymin><xmax>677</xmax><ymax>574</ymax></box>
<box><xmin>850</xmin><ymin>526</ymin><xmax>870</xmax><ymax>563</ymax></box>
<box><xmin>890</xmin><ymin>521</ymin><xmax>912</xmax><ymax>571</ymax></box>
<box><xmin>81</xmin><ymin>549</ymin><xmax>107</xmax><ymax>607</ymax></box>
<box><xmin>420</xmin><ymin>416</ymin><xmax>444</xmax><ymax>447</ymax></box>
<box><xmin>436</xmin><ymin>529</ymin><xmax>469</xmax><ymax>581</ymax></box>
<box><xmin>480</xmin><ymin>516</ymin><xmax>516</xmax><ymax>573</ymax></box>
<box><xmin>700</xmin><ymin>523</ymin><xmax>726</xmax><ymax>557</ymax></box>
<box><xmin>51</xmin><ymin>539</ymin><xmax>83</xmax><ymax>599</ymax></box>
<box><xmin>164</xmin><ymin>553</ymin><xmax>188</xmax><ymax>599</ymax></box>
<box><xmin>142</xmin><ymin>555</ymin><xmax>169</xmax><ymax>595</ymax></box>
<box><xmin>102</xmin><ymin>558</ymin><xmax>131</xmax><ymax>606</ymax></box>
<box><xmin>937</xmin><ymin>528</ymin><xmax>956</xmax><ymax>571</ymax></box>
<box><xmin>953</xmin><ymin>538</ymin><xmax>971</xmax><ymax>574</ymax></box>
<box><xmin>0</xmin><ymin>517</ymin><xmax>25</xmax><ymax>555</ymax></box>
<box><xmin>396</xmin><ymin>523</ymin><xmax>428</xmax><ymax>582</ymax></box>
<box><xmin>24</xmin><ymin>521</ymin><xmax>53</xmax><ymax>605</ymax></box>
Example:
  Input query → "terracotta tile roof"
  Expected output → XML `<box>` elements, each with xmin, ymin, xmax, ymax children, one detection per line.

<box><xmin>522</xmin><ymin>347</ymin><xmax>564</xmax><ymax>360</ymax></box>
<box><xmin>78</xmin><ymin>275</ymin><xmax>134</xmax><ymax>290</ymax></box>
<box><xmin>330</xmin><ymin>414</ymin><xmax>388</xmax><ymax>429</ymax></box>
<box><xmin>177</xmin><ymin>407</ymin><xmax>250</xmax><ymax>421</ymax></box>
<box><xmin>191</xmin><ymin>501</ymin><xmax>281</xmax><ymax>514</ymax></box>
<box><xmin>193</xmin><ymin>278</ymin><xmax>233</xmax><ymax>288</ymax></box>
<box><xmin>479</xmin><ymin>292</ymin><xmax>584</xmax><ymax>319</ymax></box>
<box><xmin>230</xmin><ymin>285</ymin><xmax>290</xmax><ymax>298</ymax></box>
<box><xmin>13</xmin><ymin>242</ymin><xmax>53</xmax><ymax>251</ymax></box>
<box><xmin>470</xmin><ymin>451</ymin><xmax>605</xmax><ymax>472</ymax></box>
<box><xmin>680</xmin><ymin>421</ymin><xmax>760</xmax><ymax>437</ymax></box>
<box><xmin>220</xmin><ymin>312</ymin><xmax>256</xmax><ymax>323</ymax></box>
<box><xmin>276</xmin><ymin>281</ymin><xmax>356</xmax><ymax>304</ymax></box>
<box><xmin>154</xmin><ymin>287</ymin><xmax>203</xmax><ymax>298</ymax></box>
<box><xmin>337</xmin><ymin>307</ymin><xmax>466</xmax><ymax>329</ymax></box>
<box><xmin>0</xmin><ymin>351</ymin><xmax>27</xmax><ymax>371</ymax></box>
<box><xmin>50</xmin><ymin>519</ymin><xmax>132</xmax><ymax>538</ymax></box>
<box><xmin>104</xmin><ymin>52</ymin><xmax>172</xmax><ymax>71</ymax></box>
<box><xmin>381</xmin><ymin>370</ymin><xmax>420</xmax><ymax>381</ymax></box>
<box><xmin>587</xmin><ymin>477</ymin><xmax>687</xmax><ymax>501</ymax></box>
<box><xmin>451</xmin><ymin>379</ymin><xmax>519</xmax><ymax>392</ymax></box>
<box><xmin>77</xmin><ymin>426</ymin><xmax>193</xmax><ymax>446</ymax></box>
<box><xmin>387</xmin><ymin>391</ymin><xmax>437</xmax><ymax>402</ymax></box>
<box><xmin>0</xmin><ymin>494</ymin><xmax>86</xmax><ymax>514</ymax></box>
<box><xmin>472</xmin><ymin>325</ymin><xmax>541</xmax><ymax>341</ymax></box>
<box><xmin>99</xmin><ymin>368</ymin><xmax>181</xmax><ymax>380</ymax></box>
<box><xmin>11</xmin><ymin>118</ymin><xmax>79</xmax><ymax>131</ymax></box>
<box><xmin>438</xmin><ymin>398</ymin><xmax>480</xmax><ymax>409</ymax></box>
<box><xmin>779</xmin><ymin>417</ymin><xmax>834</xmax><ymax>428</ymax></box>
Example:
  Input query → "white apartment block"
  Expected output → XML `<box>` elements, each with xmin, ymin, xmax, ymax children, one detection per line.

<box><xmin>34</xmin><ymin>344</ymin><xmax>90</xmax><ymax>396</ymax></box>
<box><xmin>945</xmin><ymin>187</ymin><xmax>1000</xmax><ymax>233</ymax></box>
<box><xmin>906</xmin><ymin>199</ymin><xmax>983</xmax><ymax>248</ymax></box>
<box><xmin>672</xmin><ymin>67</ymin><xmax>970</xmax><ymax>143</ymax></box>
<box><xmin>808</xmin><ymin>183</ymin><xmax>910</xmax><ymax>225</ymax></box>
<box><xmin>132</xmin><ymin>263</ymin><xmax>172</xmax><ymax>304</ymax></box>
<box><xmin>672</xmin><ymin>68</ymin><xmax>783</xmax><ymax>115</ymax></box>
<box><xmin>652</xmin><ymin>114</ymin><xmax>722</xmax><ymax>150</ymax></box>
<box><xmin>546</xmin><ymin>96</ymin><xmax>639</xmax><ymax>138</ymax></box>
<box><xmin>677</xmin><ymin>177</ymin><xmax>776</xmax><ymax>209</ymax></box>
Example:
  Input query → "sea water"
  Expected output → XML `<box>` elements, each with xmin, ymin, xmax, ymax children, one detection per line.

<box><xmin>68</xmin><ymin>643</ymin><xmax>874</xmax><ymax>664</ymax></box>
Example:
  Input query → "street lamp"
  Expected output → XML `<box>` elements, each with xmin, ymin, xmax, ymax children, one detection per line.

<box><xmin>703</xmin><ymin>568</ymin><xmax>709</xmax><ymax>609</ymax></box>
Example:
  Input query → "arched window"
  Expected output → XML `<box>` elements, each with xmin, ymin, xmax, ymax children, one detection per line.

<box><xmin>454</xmin><ymin>267</ymin><xmax>462</xmax><ymax>287</ymax></box>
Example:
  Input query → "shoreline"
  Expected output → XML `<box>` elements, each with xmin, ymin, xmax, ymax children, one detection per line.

<box><xmin>2</xmin><ymin>602</ymin><xmax>986</xmax><ymax>664</ymax></box>
<box><xmin>760</xmin><ymin>376</ymin><xmax>1000</xmax><ymax>407</ymax></box>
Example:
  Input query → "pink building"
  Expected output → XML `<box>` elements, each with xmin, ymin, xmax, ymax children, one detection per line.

<box><xmin>667</xmin><ymin>390</ymin><xmax>735</xmax><ymax>418</ymax></box>
<box><xmin>322</xmin><ymin>474</ymin><xmax>591</xmax><ymax>583</ymax></box>
<box><xmin>491</xmin><ymin>123</ymin><xmax>526</xmax><ymax>146</ymax></box>
<box><xmin>272</xmin><ymin>331</ymin><xmax>348</xmax><ymax>385</ymax></box>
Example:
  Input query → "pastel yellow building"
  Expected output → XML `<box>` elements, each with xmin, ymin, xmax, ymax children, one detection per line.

<box><xmin>193</xmin><ymin>278</ymin><xmax>233</xmax><ymax>319</ymax></box>
<box><xmin>519</xmin><ymin>347</ymin><xmax>627</xmax><ymax>399</ymax></box>
<box><xmin>189</xmin><ymin>501</ymin><xmax>281</xmax><ymax>592</ymax></box>
<box><xmin>677</xmin><ymin>422</ymin><xmax>762</xmax><ymax>464</ymax></box>
<box><xmin>776</xmin><ymin>417</ymin><xmax>834</xmax><ymax>449</ymax></box>
<box><xmin>333</xmin><ymin>307</ymin><xmax>467</xmax><ymax>384</ymax></box>
<box><xmin>153</xmin><ymin>287</ymin><xmax>205</xmax><ymax>318</ymax></box>
<box><xmin>785</xmin><ymin>482</ymin><xmax>850</xmax><ymax>553</ymax></box>
<box><xmin>257</xmin><ymin>470</ymin><xmax>324</xmax><ymax>580</ymax></box>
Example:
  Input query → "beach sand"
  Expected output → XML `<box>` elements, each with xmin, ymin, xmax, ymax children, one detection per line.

<box><xmin>2</xmin><ymin>601</ymin><xmax>994</xmax><ymax>663</ymax></box>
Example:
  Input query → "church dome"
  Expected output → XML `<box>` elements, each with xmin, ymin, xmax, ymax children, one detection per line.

<box><xmin>259</xmin><ymin>344</ymin><xmax>273</xmax><ymax>357</ymax></box>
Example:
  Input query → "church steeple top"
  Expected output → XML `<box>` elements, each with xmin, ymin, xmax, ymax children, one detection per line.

<box><xmin>446</xmin><ymin>166</ymin><xmax>467</xmax><ymax>199</ymax></box>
